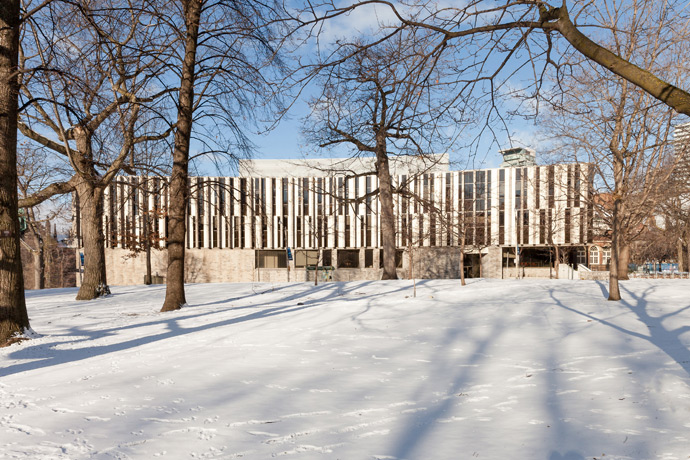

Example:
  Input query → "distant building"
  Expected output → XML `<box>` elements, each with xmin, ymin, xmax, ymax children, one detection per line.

<box><xmin>76</xmin><ymin>152</ymin><xmax>597</xmax><ymax>285</ymax></box>
<box><xmin>21</xmin><ymin>222</ymin><xmax>76</xmax><ymax>289</ymax></box>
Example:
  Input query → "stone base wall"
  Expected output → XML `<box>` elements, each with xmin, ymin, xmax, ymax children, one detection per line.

<box><xmin>483</xmin><ymin>247</ymin><xmax>503</xmax><ymax>278</ymax></box>
<box><xmin>103</xmin><ymin>248</ymin><xmax>256</xmax><ymax>285</ymax></box>
<box><xmin>101</xmin><ymin>246</ymin><xmax>585</xmax><ymax>286</ymax></box>
<box><xmin>579</xmin><ymin>270</ymin><xmax>610</xmax><ymax>281</ymax></box>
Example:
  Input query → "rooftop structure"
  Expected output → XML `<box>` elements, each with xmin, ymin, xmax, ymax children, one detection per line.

<box><xmin>499</xmin><ymin>147</ymin><xmax>536</xmax><ymax>168</ymax></box>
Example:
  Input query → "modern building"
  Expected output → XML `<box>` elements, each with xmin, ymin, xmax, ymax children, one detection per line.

<box><xmin>78</xmin><ymin>151</ymin><xmax>596</xmax><ymax>285</ymax></box>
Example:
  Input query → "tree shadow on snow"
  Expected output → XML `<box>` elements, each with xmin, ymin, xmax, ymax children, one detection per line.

<box><xmin>549</xmin><ymin>283</ymin><xmax>690</xmax><ymax>378</ymax></box>
<box><xmin>3</xmin><ymin>281</ymin><xmax>393</xmax><ymax>377</ymax></box>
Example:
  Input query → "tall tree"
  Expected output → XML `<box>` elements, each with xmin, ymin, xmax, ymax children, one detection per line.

<box><xmin>542</xmin><ymin>0</ymin><xmax>688</xmax><ymax>299</ymax></box>
<box><xmin>18</xmin><ymin>0</ymin><xmax>171</xmax><ymax>300</ymax></box>
<box><xmin>161</xmin><ymin>0</ymin><xmax>201</xmax><ymax>311</ymax></box>
<box><xmin>159</xmin><ymin>0</ymin><xmax>287</xmax><ymax>312</ymax></box>
<box><xmin>304</xmin><ymin>32</ymin><xmax>460</xmax><ymax>279</ymax></box>
<box><xmin>17</xmin><ymin>145</ymin><xmax>70</xmax><ymax>290</ymax></box>
<box><xmin>0</xmin><ymin>0</ymin><xmax>28</xmax><ymax>346</ymax></box>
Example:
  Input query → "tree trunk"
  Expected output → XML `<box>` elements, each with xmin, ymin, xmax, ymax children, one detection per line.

<box><xmin>143</xmin><ymin>188</ymin><xmax>152</xmax><ymax>285</ymax></box>
<box><xmin>678</xmin><ymin>238</ymin><xmax>685</xmax><ymax>274</ymax></box>
<box><xmin>459</xmin><ymin>234</ymin><xmax>466</xmax><ymax>286</ymax></box>
<box><xmin>375</xmin><ymin>147</ymin><xmax>398</xmax><ymax>280</ymax></box>
<box><xmin>145</xmin><ymin>242</ymin><xmax>152</xmax><ymax>285</ymax></box>
<box><xmin>553</xmin><ymin>245</ymin><xmax>560</xmax><ymax>279</ymax></box>
<box><xmin>75</xmin><ymin>182</ymin><xmax>107</xmax><ymax>300</ymax></box>
<box><xmin>608</xmin><ymin>152</ymin><xmax>624</xmax><ymax>300</ymax></box>
<box><xmin>33</xmin><ymin>241</ymin><xmax>44</xmax><ymax>290</ymax></box>
<box><xmin>162</xmin><ymin>0</ymin><xmax>202</xmax><ymax>312</ymax></box>
<box><xmin>608</xmin><ymin>219</ymin><xmax>621</xmax><ymax>300</ymax></box>
<box><xmin>71</xmin><ymin>126</ymin><xmax>108</xmax><ymax>300</ymax></box>
<box><xmin>0</xmin><ymin>0</ymin><xmax>30</xmax><ymax>346</ymax></box>
<box><xmin>618</xmin><ymin>243</ymin><xmax>630</xmax><ymax>281</ymax></box>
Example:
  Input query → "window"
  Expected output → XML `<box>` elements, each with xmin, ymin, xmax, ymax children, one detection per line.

<box><xmin>522</xmin><ymin>210</ymin><xmax>529</xmax><ymax>244</ymax></box>
<box><xmin>430</xmin><ymin>216</ymin><xmax>436</xmax><ymax>246</ymax></box>
<box><xmin>365</xmin><ymin>248</ymin><xmax>374</xmax><ymax>268</ymax></box>
<box><xmin>345</xmin><ymin>218</ymin><xmax>351</xmax><ymax>247</ymax></box>
<box><xmin>240</xmin><ymin>178</ymin><xmax>247</xmax><ymax>215</ymax></box>
<box><xmin>445</xmin><ymin>172</ymin><xmax>452</xmax><ymax>212</ymax></box>
<box><xmin>295</xmin><ymin>250</ymin><xmax>319</xmax><ymax>268</ymax></box>
<box><xmin>574</xmin><ymin>165</ymin><xmax>581</xmax><ymax>207</ymax></box>
<box><xmin>337</xmin><ymin>249</ymin><xmax>360</xmax><ymax>268</ymax></box>
<box><xmin>590</xmin><ymin>246</ymin><xmax>600</xmax><ymax>265</ymax></box>
<box><xmin>213</xmin><ymin>216</ymin><xmax>219</xmax><ymax>248</ymax></box>
<box><xmin>498</xmin><ymin>169</ymin><xmax>505</xmax><ymax>211</ymax></box>
<box><xmin>476</xmin><ymin>212</ymin><xmax>486</xmax><ymax>246</ymax></box>
<box><xmin>256</xmin><ymin>250</ymin><xmax>287</xmax><ymax>268</ymax></box>
<box><xmin>577</xmin><ymin>248</ymin><xmax>587</xmax><ymax>265</ymax></box>
<box><xmin>464</xmin><ymin>171</ymin><xmax>474</xmax><ymax>210</ymax></box>
<box><xmin>322</xmin><ymin>249</ymin><xmax>332</xmax><ymax>267</ymax></box>
<box><xmin>316</xmin><ymin>178</ymin><xmax>323</xmax><ymax>215</ymax></box>
<box><xmin>476</xmin><ymin>171</ymin><xmax>486</xmax><ymax>211</ymax></box>
<box><xmin>282</xmin><ymin>178</ymin><xmax>288</xmax><ymax>216</ymax></box>
<box><xmin>515</xmin><ymin>169</ymin><xmax>522</xmax><ymax>209</ymax></box>
<box><xmin>548</xmin><ymin>166</ymin><xmax>555</xmax><ymax>208</ymax></box>
<box><xmin>535</xmin><ymin>167</ymin><xmax>540</xmax><ymax>208</ymax></box>
<box><xmin>603</xmin><ymin>248</ymin><xmax>611</xmax><ymax>266</ymax></box>
<box><xmin>302</xmin><ymin>178</ymin><xmax>309</xmax><ymax>216</ymax></box>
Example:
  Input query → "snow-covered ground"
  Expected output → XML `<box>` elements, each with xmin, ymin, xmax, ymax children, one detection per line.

<box><xmin>2</xmin><ymin>279</ymin><xmax>690</xmax><ymax>460</ymax></box>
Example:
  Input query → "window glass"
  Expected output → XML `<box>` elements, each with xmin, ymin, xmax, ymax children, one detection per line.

<box><xmin>256</xmin><ymin>250</ymin><xmax>287</xmax><ymax>268</ymax></box>
<box><xmin>322</xmin><ymin>249</ymin><xmax>332</xmax><ymax>267</ymax></box>
<box><xmin>590</xmin><ymin>246</ymin><xmax>600</xmax><ymax>265</ymax></box>
<box><xmin>603</xmin><ymin>248</ymin><xmax>611</xmax><ymax>265</ymax></box>
<box><xmin>295</xmin><ymin>250</ymin><xmax>319</xmax><ymax>268</ymax></box>
<box><xmin>365</xmin><ymin>249</ymin><xmax>374</xmax><ymax>268</ymax></box>
<box><xmin>338</xmin><ymin>249</ymin><xmax>360</xmax><ymax>268</ymax></box>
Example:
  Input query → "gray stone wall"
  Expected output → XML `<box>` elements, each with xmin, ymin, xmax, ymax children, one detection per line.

<box><xmin>579</xmin><ymin>270</ymin><xmax>610</xmax><ymax>281</ymax></box>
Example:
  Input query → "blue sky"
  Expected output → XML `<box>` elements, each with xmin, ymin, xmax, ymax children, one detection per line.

<box><xmin>237</xmin><ymin>1</ymin><xmax>544</xmax><ymax>174</ymax></box>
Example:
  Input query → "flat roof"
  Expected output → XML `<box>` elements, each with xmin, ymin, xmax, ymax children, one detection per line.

<box><xmin>239</xmin><ymin>154</ymin><xmax>450</xmax><ymax>177</ymax></box>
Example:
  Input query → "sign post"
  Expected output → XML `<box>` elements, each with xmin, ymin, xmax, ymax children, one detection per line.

<box><xmin>79</xmin><ymin>252</ymin><xmax>84</xmax><ymax>285</ymax></box>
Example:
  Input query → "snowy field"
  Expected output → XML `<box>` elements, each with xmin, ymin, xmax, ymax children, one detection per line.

<box><xmin>2</xmin><ymin>279</ymin><xmax>690</xmax><ymax>460</ymax></box>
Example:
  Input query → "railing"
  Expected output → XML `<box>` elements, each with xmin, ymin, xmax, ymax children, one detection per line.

<box><xmin>630</xmin><ymin>271</ymin><xmax>690</xmax><ymax>279</ymax></box>
<box><xmin>578</xmin><ymin>264</ymin><xmax>591</xmax><ymax>272</ymax></box>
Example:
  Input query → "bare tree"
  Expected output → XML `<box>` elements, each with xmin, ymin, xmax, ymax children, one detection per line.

<box><xmin>303</xmin><ymin>30</ymin><xmax>460</xmax><ymax>279</ymax></box>
<box><xmin>0</xmin><ymin>0</ymin><xmax>29</xmax><ymax>346</ymax></box>
<box><xmin>297</xmin><ymin>1</ymin><xmax>690</xmax><ymax>116</ymax></box>
<box><xmin>17</xmin><ymin>0</ymin><xmax>172</xmax><ymax>300</ymax></box>
<box><xmin>159</xmin><ymin>0</ymin><xmax>288</xmax><ymax>312</ymax></box>
<box><xmin>17</xmin><ymin>145</ymin><xmax>70</xmax><ymax>289</ymax></box>
<box><xmin>542</xmin><ymin>1</ymin><xmax>687</xmax><ymax>299</ymax></box>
